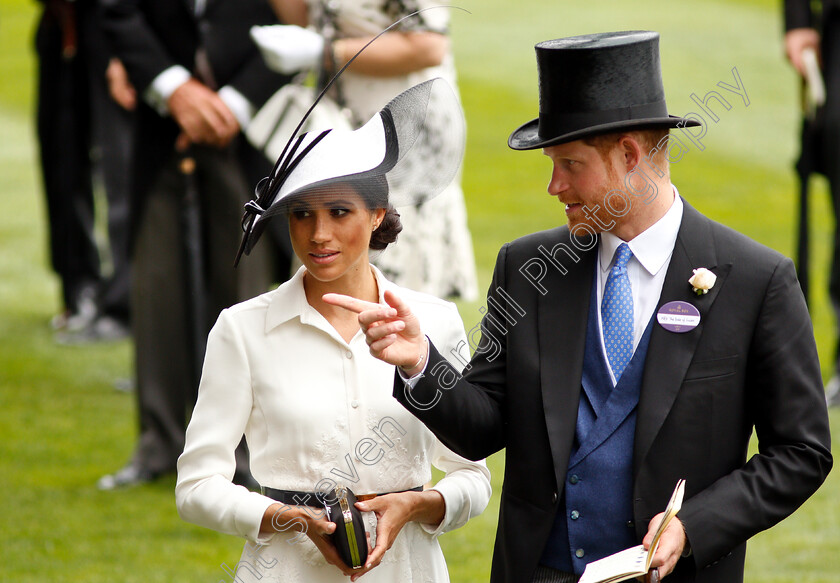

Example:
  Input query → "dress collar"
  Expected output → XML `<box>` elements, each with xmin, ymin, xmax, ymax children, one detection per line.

<box><xmin>265</xmin><ymin>264</ymin><xmax>393</xmax><ymax>332</ymax></box>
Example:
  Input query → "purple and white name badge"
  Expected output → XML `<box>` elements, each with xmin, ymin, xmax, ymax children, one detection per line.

<box><xmin>657</xmin><ymin>301</ymin><xmax>700</xmax><ymax>333</ymax></box>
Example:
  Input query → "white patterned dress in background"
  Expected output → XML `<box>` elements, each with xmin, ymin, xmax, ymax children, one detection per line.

<box><xmin>307</xmin><ymin>0</ymin><xmax>478</xmax><ymax>300</ymax></box>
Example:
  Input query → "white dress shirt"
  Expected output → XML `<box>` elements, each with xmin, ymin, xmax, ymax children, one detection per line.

<box><xmin>597</xmin><ymin>188</ymin><xmax>683</xmax><ymax>384</ymax></box>
<box><xmin>176</xmin><ymin>266</ymin><xmax>491</xmax><ymax>582</ymax></box>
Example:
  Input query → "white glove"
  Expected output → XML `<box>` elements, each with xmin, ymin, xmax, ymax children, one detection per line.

<box><xmin>250</xmin><ymin>25</ymin><xmax>325</xmax><ymax>74</ymax></box>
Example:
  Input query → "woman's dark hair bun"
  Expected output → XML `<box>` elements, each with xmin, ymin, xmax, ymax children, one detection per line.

<box><xmin>370</xmin><ymin>205</ymin><xmax>402</xmax><ymax>250</ymax></box>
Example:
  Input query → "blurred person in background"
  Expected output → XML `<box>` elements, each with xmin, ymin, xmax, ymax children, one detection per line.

<box><xmin>251</xmin><ymin>0</ymin><xmax>478</xmax><ymax>301</ymax></box>
<box><xmin>97</xmin><ymin>0</ymin><xmax>290</xmax><ymax>489</ymax></box>
<box><xmin>34</xmin><ymin>0</ymin><xmax>133</xmax><ymax>343</ymax></box>
<box><xmin>785</xmin><ymin>0</ymin><xmax>840</xmax><ymax>407</ymax></box>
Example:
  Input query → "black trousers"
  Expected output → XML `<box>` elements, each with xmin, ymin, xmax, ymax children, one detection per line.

<box><xmin>130</xmin><ymin>144</ymin><xmax>272</xmax><ymax>474</ymax></box>
<box><xmin>35</xmin><ymin>2</ymin><xmax>101</xmax><ymax>314</ymax></box>
<box><xmin>819</xmin><ymin>15</ymin><xmax>840</xmax><ymax>372</ymax></box>
<box><xmin>87</xmin><ymin>27</ymin><xmax>134</xmax><ymax>325</ymax></box>
<box><xmin>531</xmin><ymin>566</ymin><xmax>578</xmax><ymax>583</ymax></box>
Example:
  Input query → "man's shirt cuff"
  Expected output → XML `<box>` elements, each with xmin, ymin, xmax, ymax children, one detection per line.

<box><xmin>218</xmin><ymin>86</ymin><xmax>255</xmax><ymax>130</ymax></box>
<box><xmin>144</xmin><ymin>65</ymin><xmax>191</xmax><ymax>116</ymax></box>
<box><xmin>397</xmin><ymin>336</ymin><xmax>431</xmax><ymax>387</ymax></box>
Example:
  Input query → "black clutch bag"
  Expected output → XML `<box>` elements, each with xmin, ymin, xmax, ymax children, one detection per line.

<box><xmin>325</xmin><ymin>485</ymin><xmax>368</xmax><ymax>569</ymax></box>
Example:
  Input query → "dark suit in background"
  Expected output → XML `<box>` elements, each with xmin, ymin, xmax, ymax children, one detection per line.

<box><xmin>35</xmin><ymin>0</ymin><xmax>135</xmax><ymax>338</ymax></box>
<box><xmin>397</xmin><ymin>199</ymin><xmax>832</xmax><ymax>583</ymax></box>
<box><xmin>35</xmin><ymin>0</ymin><xmax>101</xmax><ymax>325</ymax></box>
<box><xmin>99</xmin><ymin>0</ymin><xmax>290</xmax><ymax>485</ymax></box>
<box><xmin>786</xmin><ymin>0</ymin><xmax>840</xmax><ymax>403</ymax></box>
<box><xmin>86</xmin><ymin>17</ymin><xmax>135</xmax><ymax>332</ymax></box>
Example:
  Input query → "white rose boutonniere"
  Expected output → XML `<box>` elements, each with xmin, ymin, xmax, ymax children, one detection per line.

<box><xmin>688</xmin><ymin>268</ymin><xmax>716</xmax><ymax>295</ymax></box>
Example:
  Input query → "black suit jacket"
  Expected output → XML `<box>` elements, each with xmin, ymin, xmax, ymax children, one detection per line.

<box><xmin>784</xmin><ymin>0</ymin><xmax>840</xmax><ymax>31</ymax></box>
<box><xmin>396</xmin><ymin>201</ymin><xmax>832</xmax><ymax>583</ymax></box>
<box><xmin>100</xmin><ymin>0</ymin><xmax>288</xmax><ymax>201</ymax></box>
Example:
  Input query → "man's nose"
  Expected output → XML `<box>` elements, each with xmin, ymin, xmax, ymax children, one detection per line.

<box><xmin>547</xmin><ymin>163</ymin><xmax>568</xmax><ymax>195</ymax></box>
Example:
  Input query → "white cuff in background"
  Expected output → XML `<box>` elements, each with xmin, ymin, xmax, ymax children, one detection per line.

<box><xmin>144</xmin><ymin>65</ymin><xmax>191</xmax><ymax>116</ymax></box>
<box><xmin>218</xmin><ymin>86</ymin><xmax>255</xmax><ymax>130</ymax></box>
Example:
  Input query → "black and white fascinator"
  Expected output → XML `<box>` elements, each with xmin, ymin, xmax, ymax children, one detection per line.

<box><xmin>235</xmin><ymin>14</ymin><xmax>466</xmax><ymax>266</ymax></box>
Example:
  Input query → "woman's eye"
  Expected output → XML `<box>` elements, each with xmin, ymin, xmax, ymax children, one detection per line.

<box><xmin>291</xmin><ymin>209</ymin><xmax>310</xmax><ymax>219</ymax></box>
<box><xmin>331</xmin><ymin>208</ymin><xmax>350</xmax><ymax>217</ymax></box>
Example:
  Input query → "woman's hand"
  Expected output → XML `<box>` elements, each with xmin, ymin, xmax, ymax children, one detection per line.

<box><xmin>260</xmin><ymin>502</ymin><xmax>367</xmax><ymax>577</ymax></box>
<box><xmin>323</xmin><ymin>290</ymin><xmax>428</xmax><ymax>376</ymax></box>
<box><xmin>351</xmin><ymin>490</ymin><xmax>445</xmax><ymax>580</ymax></box>
<box><xmin>303</xmin><ymin>514</ymin><xmax>369</xmax><ymax>577</ymax></box>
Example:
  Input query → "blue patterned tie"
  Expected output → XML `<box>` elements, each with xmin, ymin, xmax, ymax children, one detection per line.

<box><xmin>602</xmin><ymin>243</ymin><xmax>634</xmax><ymax>380</ymax></box>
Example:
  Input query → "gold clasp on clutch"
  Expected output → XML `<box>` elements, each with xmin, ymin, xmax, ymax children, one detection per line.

<box><xmin>334</xmin><ymin>485</ymin><xmax>362</xmax><ymax>568</ymax></box>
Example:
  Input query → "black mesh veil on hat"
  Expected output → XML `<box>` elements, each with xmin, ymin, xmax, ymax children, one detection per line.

<box><xmin>235</xmin><ymin>77</ymin><xmax>465</xmax><ymax>265</ymax></box>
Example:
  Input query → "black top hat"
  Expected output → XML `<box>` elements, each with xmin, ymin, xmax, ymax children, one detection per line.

<box><xmin>508</xmin><ymin>31</ymin><xmax>700</xmax><ymax>151</ymax></box>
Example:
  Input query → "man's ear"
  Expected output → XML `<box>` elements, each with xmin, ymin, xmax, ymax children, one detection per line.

<box><xmin>618</xmin><ymin>134</ymin><xmax>645</xmax><ymax>172</ymax></box>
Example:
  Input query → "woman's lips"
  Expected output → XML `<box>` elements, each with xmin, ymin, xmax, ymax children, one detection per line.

<box><xmin>310</xmin><ymin>250</ymin><xmax>339</xmax><ymax>265</ymax></box>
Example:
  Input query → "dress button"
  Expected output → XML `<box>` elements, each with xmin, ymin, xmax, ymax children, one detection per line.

<box><xmin>345</xmin><ymin>351</ymin><xmax>353</xmax><ymax>359</ymax></box>
<box><xmin>569</xmin><ymin>474</ymin><xmax>580</xmax><ymax>485</ymax></box>
<box><xmin>570</xmin><ymin>510</ymin><xmax>580</xmax><ymax>520</ymax></box>
<box><xmin>551</xmin><ymin>492</ymin><xmax>558</xmax><ymax>504</ymax></box>
<box><xmin>575</xmin><ymin>548</ymin><xmax>585</xmax><ymax>559</ymax></box>
<box><xmin>351</xmin><ymin>400</ymin><xmax>359</xmax><ymax>408</ymax></box>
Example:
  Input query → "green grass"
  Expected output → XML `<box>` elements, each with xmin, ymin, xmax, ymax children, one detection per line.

<box><xmin>1</xmin><ymin>0</ymin><xmax>839</xmax><ymax>581</ymax></box>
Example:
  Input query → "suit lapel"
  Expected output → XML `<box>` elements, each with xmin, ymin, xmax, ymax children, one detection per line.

<box><xmin>633</xmin><ymin>200</ymin><xmax>731</xmax><ymax>474</ymax></box>
<box><xmin>538</xmin><ymin>237</ymin><xmax>597</xmax><ymax>487</ymax></box>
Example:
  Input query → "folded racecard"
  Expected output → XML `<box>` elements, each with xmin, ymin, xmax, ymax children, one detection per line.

<box><xmin>578</xmin><ymin>479</ymin><xmax>686</xmax><ymax>583</ymax></box>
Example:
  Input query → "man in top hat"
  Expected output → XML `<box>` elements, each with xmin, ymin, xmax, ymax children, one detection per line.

<box><xmin>326</xmin><ymin>31</ymin><xmax>833</xmax><ymax>583</ymax></box>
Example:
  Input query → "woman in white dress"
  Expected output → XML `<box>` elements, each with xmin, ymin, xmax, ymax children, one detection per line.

<box><xmin>175</xmin><ymin>80</ymin><xmax>490</xmax><ymax>582</ymax></box>
<box><xmin>254</xmin><ymin>0</ymin><xmax>478</xmax><ymax>300</ymax></box>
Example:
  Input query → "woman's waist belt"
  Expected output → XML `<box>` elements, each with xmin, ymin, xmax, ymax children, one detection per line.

<box><xmin>261</xmin><ymin>485</ymin><xmax>423</xmax><ymax>507</ymax></box>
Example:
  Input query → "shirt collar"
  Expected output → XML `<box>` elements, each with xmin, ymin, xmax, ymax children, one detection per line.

<box><xmin>265</xmin><ymin>264</ymin><xmax>393</xmax><ymax>332</ymax></box>
<box><xmin>599</xmin><ymin>185</ymin><xmax>683</xmax><ymax>276</ymax></box>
